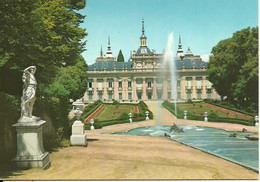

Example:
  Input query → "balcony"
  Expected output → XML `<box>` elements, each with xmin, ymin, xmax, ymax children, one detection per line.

<box><xmin>128</xmin><ymin>87</ymin><xmax>132</xmax><ymax>91</ymax></box>
<box><xmin>97</xmin><ymin>87</ymin><xmax>103</xmax><ymax>91</ymax></box>
<box><xmin>147</xmin><ymin>87</ymin><xmax>152</xmax><ymax>90</ymax></box>
<box><xmin>108</xmin><ymin>87</ymin><xmax>113</xmax><ymax>91</ymax></box>
<box><xmin>136</xmin><ymin>86</ymin><xmax>142</xmax><ymax>90</ymax></box>
<box><xmin>196</xmin><ymin>86</ymin><xmax>202</xmax><ymax>89</ymax></box>
<box><xmin>88</xmin><ymin>87</ymin><xmax>93</xmax><ymax>91</ymax></box>
<box><xmin>185</xmin><ymin>86</ymin><xmax>192</xmax><ymax>89</ymax></box>
<box><xmin>118</xmin><ymin>87</ymin><xmax>122</xmax><ymax>91</ymax></box>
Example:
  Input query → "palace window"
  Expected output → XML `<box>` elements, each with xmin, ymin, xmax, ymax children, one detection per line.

<box><xmin>197</xmin><ymin>90</ymin><xmax>202</xmax><ymax>99</ymax></box>
<box><xmin>108</xmin><ymin>91</ymin><xmax>113</xmax><ymax>100</ymax></box>
<box><xmin>207</xmin><ymin>89</ymin><xmax>212</xmax><ymax>98</ymax></box>
<box><xmin>98</xmin><ymin>91</ymin><xmax>102</xmax><ymax>100</ymax></box>
<box><xmin>119</xmin><ymin>93</ymin><xmax>122</xmax><ymax>100</ymax></box>
<box><xmin>168</xmin><ymin>92</ymin><xmax>171</xmax><ymax>99</ymax></box>
<box><xmin>109</xmin><ymin>82</ymin><xmax>112</xmax><ymax>88</ymax></box>
<box><xmin>119</xmin><ymin>82</ymin><xmax>122</xmax><ymax>88</ymax></box>
<box><xmin>128</xmin><ymin>81</ymin><xmax>132</xmax><ymax>88</ymax></box>
<box><xmin>137</xmin><ymin>92</ymin><xmax>142</xmax><ymax>100</ymax></box>
<box><xmin>177</xmin><ymin>92</ymin><xmax>181</xmax><ymax>99</ymax></box>
<box><xmin>186</xmin><ymin>90</ymin><xmax>192</xmax><ymax>99</ymax></box>
<box><xmin>89</xmin><ymin>82</ymin><xmax>92</xmax><ymax>88</ymax></box>
<box><xmin>88</xmin><ymin>91</ymin><xmax>93</xmax><ymax>100</ymax></box>
<box><xmin>148</xmin><ymin>81</ymin><xmax>152</xmax><ymax>88</ymax></box>
<box><xmin>128</xmin><ymin>93</ymin><xmax>132</xmax><ymax>100</ymax></box>
<box><xmin>177</xmin><ymin>80</ymin><xmax>180</xmax><ymax>87</ymax></box>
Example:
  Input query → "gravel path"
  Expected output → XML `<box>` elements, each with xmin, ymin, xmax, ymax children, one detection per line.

<box><xmin>2</xmin><ymin>101</ymin><xmax>258</xmax><ymax>180</ymax></box>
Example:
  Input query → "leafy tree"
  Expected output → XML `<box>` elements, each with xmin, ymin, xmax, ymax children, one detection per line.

<box><xmin>46</xmin><ymin>55</ymin><xmax>88</xmax><ymax>100</ymax></box>
<box><xmin>117</xmin><ymin>49</ymin><xmax>125</xmax><ymax>62</ymax></box>
<box><xmin>0</xmin><ymin>0</ymin><xmax>87</xmax><ymax>95</ymax></box>
<box><xmin>0</xmin><ymin>0</ymin><xmax>88</xmax><ymax>161</ymax></box>
<box><xmin>208</xmin><ymin>27</ymin><xmax>258</xmax><ymax>109</ymax></box>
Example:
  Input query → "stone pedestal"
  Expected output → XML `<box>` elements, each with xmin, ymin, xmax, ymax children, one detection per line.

<box><xmin>70</xmin><ymin>120</ymin><xmax>87</xmax><ymax>146</ymax></box>
<box><xmin>12</xmin><ymin>120</ymin><xmax>50</xmax><ymax>169</ymax></box>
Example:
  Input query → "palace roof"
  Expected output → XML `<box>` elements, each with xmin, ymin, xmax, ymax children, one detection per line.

<box><xmin>88</xmin><ymin>59</ymin><xmax>207</xmax><ymax>71</ymax></box>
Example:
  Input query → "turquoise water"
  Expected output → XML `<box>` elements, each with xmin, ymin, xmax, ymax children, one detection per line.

<box><xmin>114</xmin><ymin>125</ymin><xmax>259</xmax><ymax>171</ymax></box>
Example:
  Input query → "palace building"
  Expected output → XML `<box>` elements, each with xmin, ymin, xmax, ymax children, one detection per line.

<box><xmin>84</xmin><ymin>20</ymin><xmax>220</xmax><ymax>102</ymax></box>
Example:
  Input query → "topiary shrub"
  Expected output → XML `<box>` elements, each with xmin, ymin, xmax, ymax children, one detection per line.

<box><xmin>112</xmin><ymin>101</ymin><xmax>120</xmax><ymax>105</ymax></box>
<box><xmin>187</xmin><ymin>99</ymin><xmax>193</xmax><ymax>104</ymax></box>
<box><xmin>208</xmin><ymin>112</ymin><xmax>219</xmax><ymax>118</ymax></box>
<box><xmin>119</xmin><ymin>112</ymin><xmax>128</xmax><ymax>120</ymax></box>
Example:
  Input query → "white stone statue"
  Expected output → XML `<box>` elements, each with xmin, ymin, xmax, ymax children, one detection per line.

<box><xmin>19</xmin><ymin>66</ymin><xmax>38</xmax><ymax>122</ymax></box>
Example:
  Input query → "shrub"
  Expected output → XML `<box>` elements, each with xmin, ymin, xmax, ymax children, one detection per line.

<box><xmin>112</xmin><ymin>101</ymin><xmax>120</xmax><ymax>105</ymax></box>
<box><xmin>119</xmin><ymin>112</ymin><xmax>128</xmax><ymax>120</ymax></box>
<box><xmin>187</xmin><ymin>99</ymin><xmax>193</xmax><ymax>104</ymax></box>
<box><xmin>208</xmin><ymin>112</ymin><xmax>219</xmax><ymax>118</ymax></box>
<box><xmin>133</xmin><ymin>113</ymin><xmax>138</xmax><ymax>118</ymax></box>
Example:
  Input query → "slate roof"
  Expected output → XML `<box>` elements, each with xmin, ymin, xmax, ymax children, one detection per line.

<box><xmin>88</xmin><ymin>61</ymin><xmax>133</xmax><ymax>71</ymax></box>
<box><xmin>88</xmin><ymin>59</ymin><xmax>207</xmax><ymax>71</ymax></box>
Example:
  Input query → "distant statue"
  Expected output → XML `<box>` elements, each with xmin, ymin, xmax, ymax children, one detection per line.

<box><xmin>170</xmin><ymin>123</ymin><xmax>184</xmax><ymax>133</ymax></box>
<box><xmin>229</xmin><ymin>131</ymin><xmax>237</xmax><ymax>137</ymax></box>
<box><xmin>242</xmin><ymin>128</ymin><xmax>247</xmax><ymax>132</ymax></box>
<box><xmin>19</xmin><ymin>66</ymin><xmax>38</xmax><ymax>122</ymax></box>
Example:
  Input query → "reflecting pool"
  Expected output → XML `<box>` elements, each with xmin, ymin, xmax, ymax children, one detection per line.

<box><xmin>114</xmin><ymin>125</ymin><xmax>258</xmax><ymax>171</ymax></box>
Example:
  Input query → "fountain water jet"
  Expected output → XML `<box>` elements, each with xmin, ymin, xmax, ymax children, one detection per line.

<box><xmin>161</xmin><ymin>33</ymin><xmax>178</xmax><ymax>124</ymax></box>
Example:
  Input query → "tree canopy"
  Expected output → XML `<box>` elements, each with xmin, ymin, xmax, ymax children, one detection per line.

<box><xmin>0</xmin><ymin>0</ymin><xmax>88</xmax><ymax>159</ymax></box>
<box><xmin>207</xmin><ymin>26</ymin><xmax>258</xmax><ymax>109</ymax></box>
<box><xmin>0</xmin><ymin>0</ymin><xmax>87</xmax><ymax>98</ymax></box>
<box><xmin>116</xmin><ymin>49</ymin><xmax>125</xmax><ymax>62</ymax></box>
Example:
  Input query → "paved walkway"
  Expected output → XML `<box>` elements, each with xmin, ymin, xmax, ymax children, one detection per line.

<box><xmin>2</xmin><ymin>101</ymin><xmax>258</xmax><ymax>180</ymax></box>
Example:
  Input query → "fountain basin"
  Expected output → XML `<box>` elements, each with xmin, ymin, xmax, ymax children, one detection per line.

<box><xmin>113</xmin><ymin>125</ymin><xmax>258</xmax><ymax>172</ymax></box>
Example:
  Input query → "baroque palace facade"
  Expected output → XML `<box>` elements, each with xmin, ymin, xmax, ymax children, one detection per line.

<box><xmin>83</xmin><ymin>20</ymin><xmax>220</xmax><ymax>102</ymax></box>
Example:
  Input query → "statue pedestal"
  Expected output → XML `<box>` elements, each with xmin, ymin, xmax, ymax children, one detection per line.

<box><xmin>12</xmin><ymin>120</ymin><xmax>50</xmax><ymax>169</ymax></box>
<box><xmin>70</xmin><ymin>120</ymin><xmax>87</xmax><ymax>146</ymax></box>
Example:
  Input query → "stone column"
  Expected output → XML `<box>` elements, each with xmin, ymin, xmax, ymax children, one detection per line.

<box><xmin>162</xmin><ymin>78</ymin><xmax>167</xmax><ymax>100</ymax></box>
<box><xmin>123</xmin><ymin>78</ymin><xmax>126</xmax><ymax>100</ymax></box>
<box><xmin>202</xmin><ymin>76</ymin><xmax>207</xmax><ymax>99</ymax></box>
<box><xmin>181</xmin><ymin>76</ymin><xmax>186</xmax><ymax>100</ymax></box>
<box><xmin>192</xmin><ymin>76</ymin><xmax>196</xmax><ymax>99</ymax></box>
<box><xmin>113</xmin><ymin>78</ymin><xmax>118</xmax><ymax>100</ymax></box>
<box><xmin>142</xmin><ymin>77</ymin><xmax>147</xmax><ymax>100</ymax></box>
<box><xmin>152</xmin><ymin>77</ymin><xmax>157</xmax><ymax>100</ymax></box>
<box><xmin>93</xmin><ymin>78</ymin><xmax>98</xmax><ymax>101</ymax></box>
<box><xmin>133</xmin><ymin>78</ymin><xmax>137</xmax><ymax>101</ymax></box>
<box><xmin>103</xmin><ymin>78</ymin><xmax>108</xmax><ymax>100</ymax></box>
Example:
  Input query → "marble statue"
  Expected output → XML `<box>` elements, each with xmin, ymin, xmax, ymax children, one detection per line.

<box><xmin>19</xmin><ymin>66</ymin><xmax>39</xmax><ymax>122</ymax></box>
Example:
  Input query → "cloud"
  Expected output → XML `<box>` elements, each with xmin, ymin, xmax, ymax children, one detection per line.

<box><xmin>201</xmin><ymin>55</ymin><xmax>210</xmax><ymax>62</ymax></box>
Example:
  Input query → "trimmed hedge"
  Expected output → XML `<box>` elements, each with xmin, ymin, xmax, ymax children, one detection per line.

<box><xmin>84</xmin><ymin>101</ymin><xmax>153</xmax><ymax>130</ymax></box>
<box><xmin>79</xmin><ymin>100</ymin><xmax>102</xmax><ymax>121</ymax></box>
<box><xmin>204</xmin><ymin>100</ymin><xmax>256</xmax><ymax>117</ymax></box>
<box><xmin>162</xmin><ymin>101</ymin><xmax>254</xmax><ymax>126</ymax></box>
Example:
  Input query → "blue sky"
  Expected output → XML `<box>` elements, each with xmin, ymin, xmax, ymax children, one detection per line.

<box><xmin>79</xmin><ymin>0</ymin><xmax>258</xmax><ymax>65</ymax></box>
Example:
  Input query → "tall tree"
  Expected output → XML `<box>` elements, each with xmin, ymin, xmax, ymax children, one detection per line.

<box><xmin>208</xmin><ymin>27</ymin><xmax>258</xmax><ymax>109</ymax></box>
<box><xmin>0</xmin><ymin>0</ymin><xmax>87</xmax><ymax>96</ymax></box>
<box><xmin>117</xmin><ymin>49</ymin><xmax>125</xmax><ymax>62</ymax></box>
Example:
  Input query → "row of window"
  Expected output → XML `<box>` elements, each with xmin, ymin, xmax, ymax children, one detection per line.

<box><xmin>87</xmin><ymin>90</ymin><xmax>212</xmax><ymax>100</ymax></box>
<box><xmin>89</xmin><ymin>80</ymin><xmax>212</xmax><ymax>89</ymax></box>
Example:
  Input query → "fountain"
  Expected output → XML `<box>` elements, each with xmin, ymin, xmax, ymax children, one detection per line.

<box><xmin>162</xmin><ymin>33</ymin><xmax>178</xmax><ymax>123</ymax></box>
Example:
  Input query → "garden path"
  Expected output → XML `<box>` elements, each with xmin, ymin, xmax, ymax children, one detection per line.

<box><xmin>3</xmin><ymin>101</ymin><xmax>258</xmax><ymax>180</ymax></box>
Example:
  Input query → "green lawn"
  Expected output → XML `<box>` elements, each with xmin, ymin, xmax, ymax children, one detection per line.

<box><xmin>93</xmin><ymin>104</ymin><xmax>136</xmax><ymax>121</ymax></box>
<box><xmin>177</xmin><ymin>103</ymin><xmax>241</xmax><ymax>119</ymax></box>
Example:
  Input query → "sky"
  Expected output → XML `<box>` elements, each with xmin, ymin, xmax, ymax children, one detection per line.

<box><xmin>79</xmin><ymin>0</ymin><xmax>258</xmax><ymax>65</ymax></box>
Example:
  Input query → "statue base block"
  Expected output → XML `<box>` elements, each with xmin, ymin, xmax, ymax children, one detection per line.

<box><xmin>70</xmin><ymin>133</ymin><xmax>87</xmax><ymax>146</ymax></box>
<box><xmin>12</xmin><ymin>152</ymin><xmax>50</xmax><ymax>169</ymax></box>
<box><xmin>12</xmin><ymin>120</ymin><xmax>51</xmax><ymax>169</ymax></box>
